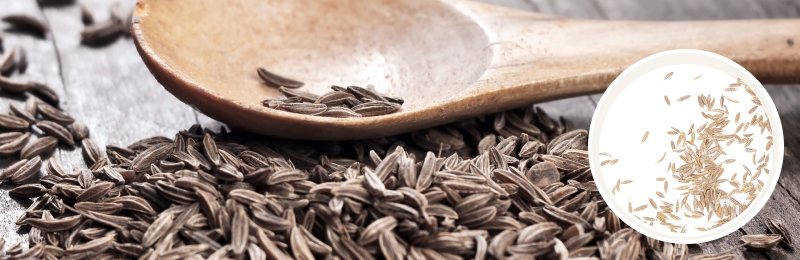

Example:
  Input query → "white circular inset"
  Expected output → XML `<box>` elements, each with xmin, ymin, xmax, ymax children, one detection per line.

<box><xmin>589</xmin><ymin>49</ymin><xmax>783</xmax><ymax>244</ymax></box>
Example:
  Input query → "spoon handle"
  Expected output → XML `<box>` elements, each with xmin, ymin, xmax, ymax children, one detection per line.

<box><xmin>451</xmin><ymin>0</ymin><xmax>800</xmax><ymax>100</ymax></box>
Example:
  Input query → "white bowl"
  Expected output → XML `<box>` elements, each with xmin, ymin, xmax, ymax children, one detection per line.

<box><xmin>589</xmin><ymin>49</ymin><xmax>783</xmax><ymax>244</ymax></box>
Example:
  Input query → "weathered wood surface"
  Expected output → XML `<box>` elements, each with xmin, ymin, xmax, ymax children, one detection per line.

<box><xmin>0</xmin><ymin>0</ymin><xmax>198</xmax><ymax>249</ymax></box>
<box><xmin>0</xmin><ymin>0</ymin><xmax>64</xmax><ymax>248</ymax></box>
<box><xmin>0</xmin><ymin>0</ymin><xmax>798</xmax><ymax>257</ymax></box>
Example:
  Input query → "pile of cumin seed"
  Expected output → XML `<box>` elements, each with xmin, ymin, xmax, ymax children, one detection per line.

<box><xmin>257</xmin><ymin>68</ymin><xmax>403</xmax><ymax>118</ymax></box>
<box><xmin>0</xmin><ymin>97</ymin><xmax>791</xmax><ymax>259</ymax></box>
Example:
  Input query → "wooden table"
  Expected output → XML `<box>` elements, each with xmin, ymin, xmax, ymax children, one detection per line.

<box><xmin>1</xmin><ymin>0</ymin><xmax>798</xmax><ymax>258</ymax></box>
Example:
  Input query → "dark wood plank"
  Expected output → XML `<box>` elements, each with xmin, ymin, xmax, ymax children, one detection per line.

<box><xmin>40</xmin><ymin>0</ymin><xmax>200</xmax><ymax>173</ymax></box>
<box><xmin>478</xmin><ymin>0</ymin><xmax>537</xmax><ymax>11</ymax></box>
<box><xmin>689</xmin><ymin>229</ymin><xmax>765</xmax><ymax>259</ymax></box>
<box><xmin>741</xmin><ymin>82</ymin><xmax>800</xmax><ymax>259</ymax></box>
<box><xmin>739</xmin><ymin>177</ymin><xmax>800</xmax><ymax>258</ymax></box>
<box><xmin>753</xmin><ymin>0</ymin><xmax>800</xmax><ymax>18</ymax></box>
<box><xmin>594</xmin><ymin>0</ymin><xmax>767</xmax><ymax>20</ymax></box>
<box><xmin>196</xmin><ymin>112</ymin><xmax>226</xmax><ymax>135</ymax></box>
<box><xmin>746</xmin><ymin>3</ymin><xmax>800</xmax><ymax>259</ymax></box>
<box><xmin>721</xmin><ymin>4</ymin><xmax>800</xmax><ymax>259</ymax></box>
<box><xmin>0</xmin><ymin>0</ymin><xmax>65</xmax><ymax>248</ymax></box>
<box><xmin>528</xmin><ymin>0</ymin><xmax>607</xmax><ymax>19</ymax></box>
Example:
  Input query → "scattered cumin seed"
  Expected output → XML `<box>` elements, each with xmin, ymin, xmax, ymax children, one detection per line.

<box><xmin>656</xmin><ymin>152</ymin><xmax>666</xmax><ymax>164</ymax></box>
<box><xmin>725</xmin><ymin>96</ymin><xmax>739</xmax><ymax>103</ymax></box>
<box><xmin>722</xmin><ymin>159</ymin><xmax>736</xmax><ymax>164</ymax></box>
<box><xmin>745</xmin><ymin>84</ymin><xmax>756</xmax><ymax>96</ymax></box>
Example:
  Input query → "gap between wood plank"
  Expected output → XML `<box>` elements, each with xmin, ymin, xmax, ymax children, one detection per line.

<box><xmin>35</xmin><ymin>4</ymin><xmax>66</xmax><ymax>95</ymax></box>
<box><xmin>777</xmin><ymin>180</ymin><xmax>800</xmax><ymax>205</ymax></box>
<box><xmin>34</xmin><ymin>1</ymin><xmax>72</xmax><ymax>191</ymax></box>
<box><xmin>588</xmin><ymin>0</ymin><xmax>609</xmax><ymax>19</ymax></box>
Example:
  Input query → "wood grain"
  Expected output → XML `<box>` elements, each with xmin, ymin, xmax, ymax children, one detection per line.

<box><xmin>40</xmin><ymin>0</ymin><xmax>199</xmax><ymax>172</ymax></box>
<box><xmin>755</xmin><ymin>0</ymin><xmax>800</xmax><ymax>18</ymax></box>
<box><xmin>0</xmin><ymin>0</ymin><xmax>798</xmax><ymax>257</ymax></box>
<box><xmin>529</xmin><ymin>0</ymin><xmax>607</xmax><ymax>18</ymax></box>
<box><xmin>479</xmin><ymin>0</ymin><xmax>537</xmax><ymax>11</ymax></box>
<box><xmin>0</xmin><ymin>0</ymin><xmax>64</xmax><ymax>248</ymax></box>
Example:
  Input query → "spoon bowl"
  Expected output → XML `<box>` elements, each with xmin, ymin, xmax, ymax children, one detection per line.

<box><xmin>133</xmin><ymin>0</ymin><xmax>800</xmax><ymax>140</ymax></box>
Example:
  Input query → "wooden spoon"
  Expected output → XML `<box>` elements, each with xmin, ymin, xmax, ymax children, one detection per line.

<box><xmin>132</xmin><ymin>0</ymin><xmax>800</xmax><ymax>140</ymax></box>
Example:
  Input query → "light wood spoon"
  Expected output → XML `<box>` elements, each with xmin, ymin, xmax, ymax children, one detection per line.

<box><xmin>132</xmin><ymin>0</ymin><xmax>800</xmax><ymax>140</ymax></box>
